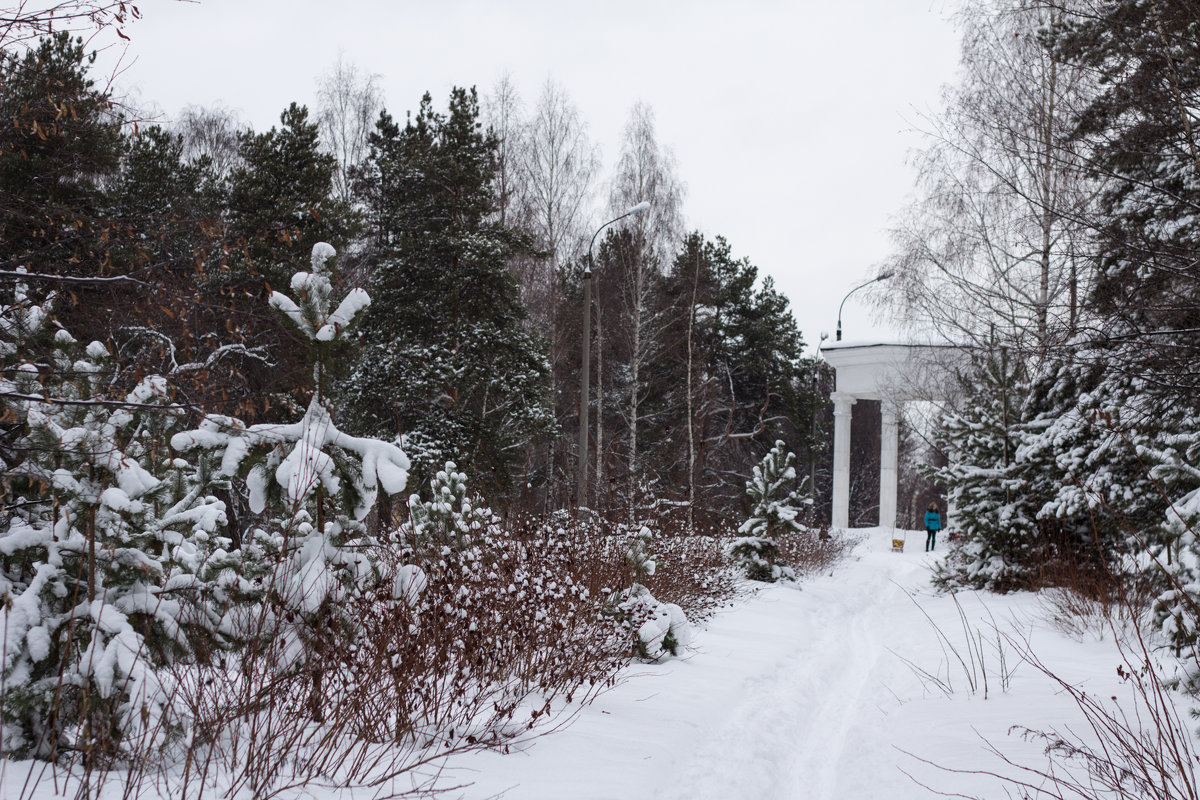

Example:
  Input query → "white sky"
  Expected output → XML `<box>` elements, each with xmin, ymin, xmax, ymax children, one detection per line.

<box><xmin>105</xmin><ymin>0</ymin><xmax>963</xmax><ymax>355</ymax></box>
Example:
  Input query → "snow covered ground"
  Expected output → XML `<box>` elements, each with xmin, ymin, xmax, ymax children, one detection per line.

<box><xmin>5</xmin><ymin>527</ymin><xmax>1180</xmax><ymax>800</ymax></box>
<box><xmin>442</xmin><ymin>527</ymin><xmax>1161</xmax><ymax>800</ymax></box>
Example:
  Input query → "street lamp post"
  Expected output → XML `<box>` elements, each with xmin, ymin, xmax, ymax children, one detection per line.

<box><xmin>835</xmin><ymin>269</ymin><xmax>895</xmax><ymax>341</ymax></box>
<box><xmin>578</xmin><ymin>201</ymin><xmax>651</xmax><ymax>511</ymax></box>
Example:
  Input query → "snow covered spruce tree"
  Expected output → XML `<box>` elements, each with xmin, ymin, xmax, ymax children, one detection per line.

<box><xmin>342</xmin><ymin>88</ymin><xmax>553</xmax><ymax>496</ymax></box>
<box><xmin>1026</xmin><ymin>2</ymin><xmax>1200</xmax><ymax>658</ymax></box>
<box><xmin>930</xmin><ymin>347</ymin><xmax>1045</xmax><ymax>591</ymax></box>
<box><xmin>171</xmin><ymin>242</ymin><xmax>410</xmax><ymax>721</ymax></box>
<box><xmin>727</xmin><ymin>440</ymin><xmax>810</xmax><ymax>582</ymax></box>
<box><xmin>0</xmin><ymin>276</ymin><xmax>232</xmax><ymax>762</ymax></box>
<box><xmin>932</xmin><ymin>341</ymin><xmax>1181</xmax><ymax>593</ymax></box>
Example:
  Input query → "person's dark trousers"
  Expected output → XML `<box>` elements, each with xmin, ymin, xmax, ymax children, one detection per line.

<box><xmin>926</xmin><ymin>529</ymin><xmax>937</xmax><ymax>552</ymax></box>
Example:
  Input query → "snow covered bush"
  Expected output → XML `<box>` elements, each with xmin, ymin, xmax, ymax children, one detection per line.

<box><xmin>595</xmin><ymin>523</ymin><xmax>691</xmax><ymax>661</ymax></box>
<box><xmin>0</xmin><ymin>281</ymin><xmax>233</xmax><ymax>761</ymax></box>
<box><xmin>727</xmin><ymin>441</ymin><xmax>809</xmax><ymax>582</ymax></box>
<box><xmin>616</xmin><ymin>584</ymin><xmax>691</xmax><ymax>661</ymax></box>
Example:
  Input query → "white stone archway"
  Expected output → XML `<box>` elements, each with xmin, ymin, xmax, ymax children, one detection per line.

<box><xmin>821</xmin><ymin>341</ymin><xmax>960</xmax><ymax>530</ymax></box>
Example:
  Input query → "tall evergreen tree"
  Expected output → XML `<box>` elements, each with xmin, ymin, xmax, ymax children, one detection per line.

<box><xmin>105</xmin><ymin>125</ymin><xmax>261</xmax><ymax>411</ymax></box>
<box><xmin>1052</xmin><ymin>0</ymin><xmax>1200</xmax><ymax>407</ymax></box>
<box><xmin>343</xmin><ymin>88</ymin><xmax>553</xmax><ymax>495</ymax></box>
<box><xmin>1023</xmin><ymin>2</ymin><xmax>1200</xmax><ymax>598</ymax></box>
<box><xmin>0</xmin><ymin>33</ymin><xmax>124</xmax><ymax>280</ymax></box>
<box><xmin>0</xmin><ymin>33</ymin><xmax>135</xmax><ymax>354</ymax></box>
<box><xmin>224</xmin><ymin>103</ymin><xmax>358</xmax><ymax>294</ymax></box>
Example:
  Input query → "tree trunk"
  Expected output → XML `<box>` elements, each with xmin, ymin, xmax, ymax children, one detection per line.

<box><xmin>1037</xmin><ymin>54</ymin><xmax>1057</xmax><ymax>347</ymax></box>
<box><xmin>215</xmin><ymin>486</ymin><xmax>241</xmax><ymax>549</ymax></box>
<box><xmin>628</xmin><ymin>283</ymin><xmax>641</xmax><ymax>522</ymax></box>
<box><xmin>87</xmin><ymin>504</ymin><xmax>96</xmax><ymax>603</ymax></box>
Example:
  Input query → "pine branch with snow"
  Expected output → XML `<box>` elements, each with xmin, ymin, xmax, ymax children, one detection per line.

<box><xmin>406</xmin><ymin>461</ymin><xmax>494</xmax><ymax>563</ymax></box>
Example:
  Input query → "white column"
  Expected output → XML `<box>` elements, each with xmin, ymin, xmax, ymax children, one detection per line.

<box><xmin>831</xmin><ymin>392</ymin><xmax>856</xmax><ymax>529</ymax></box>
<box><xmin>879</xmin><ymin>400</ymin><xmax>899</xmax><ymax>530</ymax></box>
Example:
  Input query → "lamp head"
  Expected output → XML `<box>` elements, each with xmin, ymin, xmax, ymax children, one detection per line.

<box><xmin>876</xmin><ymin>269</ymin><xmax>896</xmax><ymax>280</ymax></box>
<box><xmin>626</xmin><ymin>200</ymin><xmax>651</xmax><ymax>216</ymax></box>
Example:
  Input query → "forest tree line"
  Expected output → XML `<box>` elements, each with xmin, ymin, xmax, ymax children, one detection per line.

<box><xmin>0</xmin><ymin>33</ymin><xmax>834</xmax><ymax>529</ymax></box>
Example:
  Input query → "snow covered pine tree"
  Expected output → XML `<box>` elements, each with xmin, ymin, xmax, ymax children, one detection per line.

<box><xmin>171</xmin><ymin>242</ymin><xmax>411</xmax><ymax>721</ymax></box>
<box><xmin>1</xmin><ymin>273</ymin><xmax>232</xmax><ymax>762</ymax></box>
<box><xmin>728</xmin><ymin>440</ymin><xmax>811</xmax><ymax>582</ymax></box>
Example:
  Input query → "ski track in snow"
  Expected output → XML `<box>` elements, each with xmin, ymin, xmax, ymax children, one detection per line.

<box><xmin>789</xmin><ymin>586</ymin><xmax>880</xmax><ymax>800</ymax></box>
<box><xmin>661</xmin><ymin>541</ymin><xmax>909</xmax><ymax>800</ymax></box>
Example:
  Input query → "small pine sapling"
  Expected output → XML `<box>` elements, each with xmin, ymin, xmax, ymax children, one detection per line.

<box><xmin>406</xmin><ymin>461</ymin><xmax>494</xmax><ymax>565</ymax></box>
<box><xmin>604</xmin><ymin>525</ymin><xmax>690</xmax><ymax>661</ymax></box>
<box><xmin>171</xmin><ymin>243</ymin><xmax>411</xmax><ymax>720</ymax></box>
<box><xmin>728</xmin><ymin>440</ymin><xmax>810</xmax><ymax>582</ymax></box>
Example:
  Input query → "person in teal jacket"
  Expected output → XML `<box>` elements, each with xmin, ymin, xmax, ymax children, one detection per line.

<box><xmin>924</xmin><ymin>502</ymin><xmax>942</xmax><ymax>552</ymax></box>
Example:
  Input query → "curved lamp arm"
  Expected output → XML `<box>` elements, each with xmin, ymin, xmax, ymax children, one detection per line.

<box><xmin>836</xmin><ymin>269</ymin><xmax>895</xmax><ymax>342</ymax></box>
<box><xmin>586</xmin><ymin>201</ymin><xmax>652</xmax><ymax>275</ymax></box>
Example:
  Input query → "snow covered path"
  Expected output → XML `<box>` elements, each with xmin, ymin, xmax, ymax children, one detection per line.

<box><xmin>451</xmin><ymin>528</ymin><xmax>1135</xmax><ymax>800</ymax></box>
<box><xmin>659</xmin><ymin>538</ymin><xmax>904</xmax><ymax>800</ymax></box>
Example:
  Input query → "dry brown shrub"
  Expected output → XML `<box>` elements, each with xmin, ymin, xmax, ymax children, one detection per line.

<box><xmin>1037</xmin><ymin>555</ymin><xmax>1156</xmax><ymax>641</ymax></box>
<box><xmin>776</xmin><ymin>524</ymin><xmax>860</xmax><ymax>579</ymax></box>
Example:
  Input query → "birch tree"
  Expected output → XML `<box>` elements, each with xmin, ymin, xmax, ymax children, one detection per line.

<box><xmin>605</xmin><ymin>103</ymin><xmax>683</xmax><ymax>510</ymax></box>
<box><xmin>884</xmin><ymin>0</ymin><xmax>1098</xmax><ymax>364</ymax></box>
<box><xmin>176</xmin><ymin>104</ymin><xmax>243</xmax><ymax>180</ymax></box>
<box><xmin>483</xmin><ymin>74</ymin><xmax>527</xmax><ymax>231</ymax></box>
<box><xmin>316</xmin><ymin>55</ymin><xmax>383</xmax><ymax>204</ymax></box>
<box><xmin>520</xmin><ymin>80</ymin><xmax>599</xmax><ymax>314</ymax></box>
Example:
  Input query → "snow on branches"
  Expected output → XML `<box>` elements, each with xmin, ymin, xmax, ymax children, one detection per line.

<box><xmin>173</xmin><ymin>242</ymin><xmax>409</xmax><ymax>523</ymax></box>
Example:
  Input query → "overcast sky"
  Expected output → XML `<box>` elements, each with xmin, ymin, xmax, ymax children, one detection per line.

<box><xmin>105</xmin><ymin>0</ymin><xmax>962</xmax><ymax>354</ymax></box>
